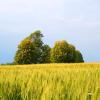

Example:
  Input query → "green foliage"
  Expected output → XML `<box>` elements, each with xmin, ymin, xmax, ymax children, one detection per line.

<box><xmin>14</xmin><ymin>30</ymin><xmax>84</xmax><ymax>64</ymax></box>
<box><xmin>50</xmin><ymin>40</ymin><xmax>84</xmax><ymax>63</ymax></box>
<box><xmin>14</xmin><ymin>31</ymin><xmax>44</xmax><ymax>64</ymax></box>
<box><xmin>14</xmin><ymin>30</ymin><xmax>51</xmax><ymax>64</ymax></box>
<box><xmin>41</xmin><ymin>45</ymin><xmax>51</xmax><ymax>63</ymax></box>
<box><xmin>75</xmin><ymin>50</ymin><xmax>84</xmax><ymax>63</ymax></box>
<box><xmin>67</xmin><ymin>44</ymin><xmax>76</xmax><ymax>63</ymax></box>
<box><xmin>14</xmin><ymin>39</ymin><xmax>37</xmax><ymax>64</ymax></box>
<box><xmin>50</xmin><ymin>40</ymin><xmax>69</xmax><ymax>63</ymax></box>
<box><xmin>29</xmin><ymin>30</ymin><xmax>43</xmax><ymax>48</ymax></box>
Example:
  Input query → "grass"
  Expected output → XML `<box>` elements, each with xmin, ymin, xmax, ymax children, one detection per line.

<box><xmin>0</xmin><ymin>63</ymin><xmax>100</xmax><ymax>100</ymax></box>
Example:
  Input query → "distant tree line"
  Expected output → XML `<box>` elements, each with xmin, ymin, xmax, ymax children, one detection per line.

<box><xmin>14</xmin><ymin>30</ymin><xmax>84</xmax><ymax>64</ymax></box>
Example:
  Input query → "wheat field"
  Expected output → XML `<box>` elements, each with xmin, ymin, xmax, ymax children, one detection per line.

<box><xmin>0</xmin><ymin>63</ymin><xmax>100</xmax><ymax>100</ymax></box>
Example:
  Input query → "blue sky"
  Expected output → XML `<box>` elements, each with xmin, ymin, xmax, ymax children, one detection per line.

<box><xmin>0</xmin><ymin>0</ymin><xmax>100</xmax><ymax>63</ymax></box>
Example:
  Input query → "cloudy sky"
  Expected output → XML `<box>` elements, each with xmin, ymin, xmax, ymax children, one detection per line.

<box><xmin>0</xmin><ymin>0</ymin><xmax>100</xmax><ymax>63</ymax></box>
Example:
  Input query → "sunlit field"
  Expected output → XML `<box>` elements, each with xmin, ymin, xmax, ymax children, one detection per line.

<box><xmin>0</xmin><ymin>63</ymin><xmax>100</xmax><ymax>100</ymax></box>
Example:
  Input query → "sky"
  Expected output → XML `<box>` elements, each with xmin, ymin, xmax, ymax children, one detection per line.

<box><xmin>0</xmin><ymin>0</ymin><xmax>100</xmax><ymax>63</ymax></box>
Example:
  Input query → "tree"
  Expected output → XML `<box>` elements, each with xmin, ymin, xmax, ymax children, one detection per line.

<box><xmin>14</xmin><ymin>30</ymin><xmax>44</xmax><ymax>64</ymax></box>
<box><xmin>41</xmin><ymin>45</ymin><xmax>51</xmax><ymax>63</ymax></box>
<box><xmin>14</xmin><ymin>39</ymin><xmax>36</xmax><ymax>64</ymax></box>
<box><xmin>14</xmin><ymin>31</ymin><xmax>84</xmax><ymax>64</ymax></box>
<box><xmin>75</xmin><ymin>50</ymin><xmax>84</xmax><ymax>63</ymax></box>
<box><xmin>50</xmin><ymin>40</ymin><xmax>69</xmax><ymax>63</ymax></box>
<box><xmin>67</xmin><ymin>44</ymin><xmax>76</xmax><ymax>63</ymax></box>
<box><xmin>50</xmin><ymin>40</ymin><xmax>84</xmax><ymax>63</ymax></box>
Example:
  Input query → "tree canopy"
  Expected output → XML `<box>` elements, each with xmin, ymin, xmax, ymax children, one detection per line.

<box><xmin>14</xmin><ymin>31</ymin><xmax>84</xmax><ymax>64</ymax></box>
<box><xmin>50</xmin><ymin>40</ymin><xmax>84</xmax><ymax>63</ymax></box>
<box><xmin>14</xmin><ymin>31</ymin><xmax>51</xmax><ymax>64</ymax></box>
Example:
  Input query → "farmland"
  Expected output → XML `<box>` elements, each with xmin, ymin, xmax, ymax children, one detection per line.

<box><xmin>0</xmin><ymin>63</ymin><xmax>100</xmax><ymax>100</ymax></box>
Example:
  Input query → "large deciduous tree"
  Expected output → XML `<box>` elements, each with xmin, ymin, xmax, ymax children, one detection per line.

<box><xmin>14</xmin><ymin>30</ymin><xmax>50</xmax><ymax>64</ymax></box>
<box><xmin>50</xmin><ymin>40</ymin><xmax>69</xmax><ymax>63</ymax></box>
<box><xmin>50</xmin><ymin>40</ymin><xmax>84</xmax><ymax>63</ymax></box>
<box><xmin>14</xmin><ymin>39</ymin><xmax>36</xmax><ymax>64</ymax></box>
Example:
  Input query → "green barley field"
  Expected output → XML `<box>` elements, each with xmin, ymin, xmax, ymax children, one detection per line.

<box><xmin>0</xmin><ymin>63</ymin><xmax>100</xmax><ymax>100</ymax></box>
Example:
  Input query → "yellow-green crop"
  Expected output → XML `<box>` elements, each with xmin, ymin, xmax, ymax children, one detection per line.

<box><xmin>0</xmin><ymin>63</ymin><xmax>100</xmax><ymax>100</ymax></box>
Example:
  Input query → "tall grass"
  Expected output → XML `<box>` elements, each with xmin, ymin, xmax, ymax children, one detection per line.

<box><xmin>0</xmin><ymin>63</ymin><xmax>100</xmax><ymax>100</ymax></box>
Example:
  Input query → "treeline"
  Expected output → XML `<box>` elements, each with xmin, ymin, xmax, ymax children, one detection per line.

<box><xmin>13</xmin><ymin>30</ymin><xmax>84</xmax><ymax>64</ymax></box>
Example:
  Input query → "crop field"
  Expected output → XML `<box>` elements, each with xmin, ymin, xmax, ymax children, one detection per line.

<box><xmin>0</xmin><ymin>63</ymin><xmax>100</xmax><ymax>100</ymax></box>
